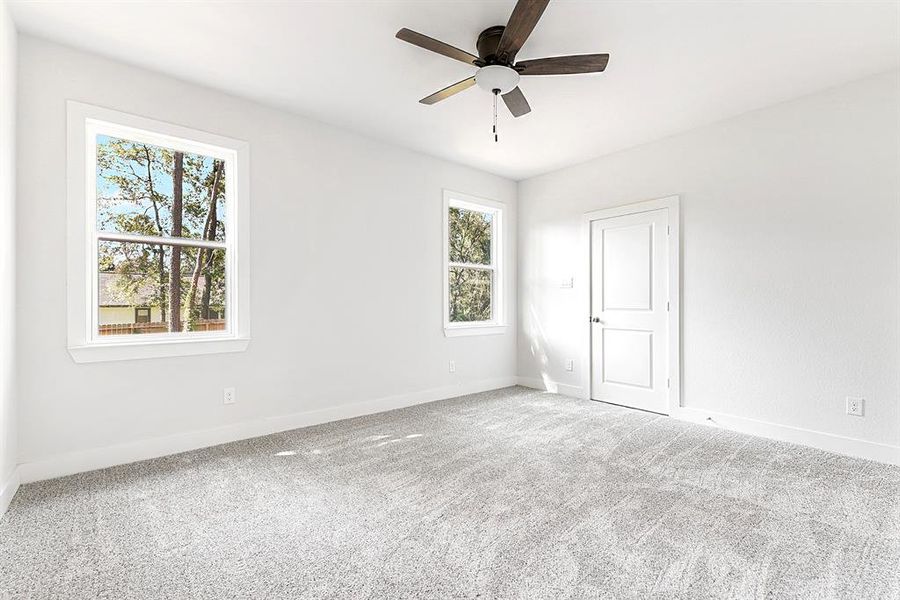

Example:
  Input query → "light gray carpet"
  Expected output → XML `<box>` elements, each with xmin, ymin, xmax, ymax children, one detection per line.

<box><xmin>1</xmin><ymin>386</ymin><xmax>899</xmax><ymax>599</ymax></box>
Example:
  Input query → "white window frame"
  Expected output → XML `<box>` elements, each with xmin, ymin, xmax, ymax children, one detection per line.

<box><xmin>442</xmin><ymin>190</ymin><xmax>505</xmax><ymax>337</ymax></box>
<box><xmin>66</xmin><ymin>101</ymin><xmax>251</xmax><ymax>362</ymax></box>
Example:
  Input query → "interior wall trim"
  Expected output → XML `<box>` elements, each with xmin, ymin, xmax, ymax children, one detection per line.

<box><xmin>0</xmin><ymin>467</ymin><xmax>20</xmax><ymax>518</ymax></box>
<box><xmin>673</xmin><ymin>406</ymin><xmax>900</xmax><ymax>466</ymax></box>
<box><xmin>517</xmin><ymin>377</ymin><xmax>900</xmax><ymax>465</ymax></box>
<box><xmin>17</xmin><ymin>377</ymin><xmax>518</xmax><ymax>484</ymax></box>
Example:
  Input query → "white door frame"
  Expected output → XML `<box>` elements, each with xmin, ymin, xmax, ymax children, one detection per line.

<box><xmin>581</xmin><ymin>196</ymin><xmax>681</xmax><ymax>414</ymax></box>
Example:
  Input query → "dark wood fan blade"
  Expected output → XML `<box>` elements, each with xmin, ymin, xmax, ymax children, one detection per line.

<box><xmin>496</xmin><ymin>0</ymin><xmax>550</xmax><ymax>62</ymax></box>
<box><xmin>396</xmin><ymin>28</ymin><xmax>481</xmax><ymax>66</ymax></box>
<box><xmin>502</xmin><ymin>86</ymin><xmax>531</xmax><ymax>117</ymax></box>
<box><xmin>517</xmin><ymin>54</ymin><xmax>610</xmax><ymax>75</ymax></box>
<box><xmin>419</xmin><ymin>77</ymin><xmax>477</xmax><ymax>105</ymax></box>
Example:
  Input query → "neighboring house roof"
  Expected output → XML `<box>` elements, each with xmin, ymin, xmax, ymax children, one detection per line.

<box><xmin>99</xmin><ymin>272</ymin><xmax>158</xmax><ymax>307</ymax></box>
<box><xmin>99</xmin><ymin>272</ymin><xmax>213</xmax><ymax>307</ymax></box>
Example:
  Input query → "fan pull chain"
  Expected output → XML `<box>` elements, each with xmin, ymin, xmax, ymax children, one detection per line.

<box><xmin>492</xmin><ymin>89</ymin><xmax>499</xmax><ymax>143</ymax></box>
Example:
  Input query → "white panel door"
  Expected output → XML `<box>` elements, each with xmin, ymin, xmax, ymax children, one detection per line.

<box><xmin>590</xmin><ymin>208</ymin><xmax>669</xmax><ymax>414</ymax></box>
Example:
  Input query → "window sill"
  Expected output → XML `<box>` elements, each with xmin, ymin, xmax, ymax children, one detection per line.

<box><xmin>443</xmin><ymin>325</ymin><xmax>507</xmax><ymax>338</ymax></box>
<box><xmin>68</xmin><ymin>337</ymin><xmax>251</xmax><ymax>363</ymax></box>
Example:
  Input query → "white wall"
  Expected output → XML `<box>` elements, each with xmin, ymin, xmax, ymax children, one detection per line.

<box><xmin>16</xmin><ymin>36</ymin><xmax>517</xmax><ymax>480</ymax></box>
<box><xmin>0</xmin><ymin>0</ymin><xmax>18</xmax><ymax>510</ymax></box>
<box><xmin>518</xmin><ymin>70</ymin><xmax>900</xmax><ymax>459</ymax></box>
<box><xmin>12</xmin><ymin>35</ymin><xmax>898</xmax><ymax>482</ymax></box>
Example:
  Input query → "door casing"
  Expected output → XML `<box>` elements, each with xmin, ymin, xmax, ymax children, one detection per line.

<box><xmin>581</xmin><ymin>196</ymin><xmax>681</xmax><ymax>414</ymax></box>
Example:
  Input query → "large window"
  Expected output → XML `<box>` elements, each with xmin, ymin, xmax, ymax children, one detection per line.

<box><xmin>67</xmin><ymin>102</ymin><xmax>250</xmax><ymax>362</ymax></box>
<box><xmin>443</xmin><ymin>191</ymin><xmax>504</xmax><ymax>336</ymax></box>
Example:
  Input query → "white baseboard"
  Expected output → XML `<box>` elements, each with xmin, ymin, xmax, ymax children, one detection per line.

<box><xmin>18</xmin><ymin>376</ymin><xmax>517</xmax><ymax>484</ymax></box>
<box><xmin>0</xmin><ymin>467</ymin><xmax>20</xmax><ymax>518</ymax></box>
<box><xmin>672</xmin><ymin>406</ymin><xmax>900</xmax><ymax>466</ymax></box>
<box><xmin>518</xmin><ymin>377</ymin><xmax>899</xmax><ymax>466</ymax></box>
<box><xmin>516</xmin><ymin>377</ymin><xmax>543</xmax><ymax>390</ymax></box>
<box><xmin>18</xmin><ymin>375</ymin><xmax>896</xmax><ymax>485</ymax></box>
<box><xmin>516</xmin><ymin>376</ymin><xmax>585</xmax><ymax>399</ymax></box>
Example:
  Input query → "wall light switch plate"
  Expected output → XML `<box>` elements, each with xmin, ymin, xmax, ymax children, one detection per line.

<box><xmin>560</xmin><ymin>277</ymin><xmax>574</xmax><ymax>289</ymax></box>
<box><xmin>448</xmin><ymin>360</ymin><xmax>456</xmax><ymax>374</ymax></box>
<box><xmin>223</xmin><ymin>387</ymin><xmax>236</xmax><ymax>405</ymax></box>
<box><xmin>846</xmin><ymin>396</ymin><xmax>864</xmax><ymax>417</ymax></box>
<box><xmin>565</xmin><ymin>359</ymin><xmax>575</xmax><ymax>372</ymax></box>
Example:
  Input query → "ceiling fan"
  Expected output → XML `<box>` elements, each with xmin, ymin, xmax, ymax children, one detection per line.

<box><xmin>396</xmin><ymin>0</ymin><xmax>609</xmax><ymax>141</ymax></box>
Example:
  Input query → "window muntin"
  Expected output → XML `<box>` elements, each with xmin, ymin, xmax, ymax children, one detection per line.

<box><xmin>444</xmin><ymin>193</ymin><xmax>502</xmax><ymax>329</ymax></box>
<box><xmin>88</xmin><ymin>121</ymin><xmax>236</xmax><ymax>342</ymax></box>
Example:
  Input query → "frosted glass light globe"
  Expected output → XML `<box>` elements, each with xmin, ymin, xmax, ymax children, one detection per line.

<box><xmin>475</xmin><ymin>65</ymin><xmax>520</xmax><ymax>94</ymax></box>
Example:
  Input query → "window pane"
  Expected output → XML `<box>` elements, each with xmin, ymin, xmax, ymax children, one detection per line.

<box><xmin>96</xmin><ymin>135</ymin><xmax>226</xmax><ymax>242</ymax></box>
<box><xmin>448</xmin><ymin>206</ymin><xmax>492</xmax><ymax>265</ymax></box>
<box><xmin>449</xmin><ymin>267</ymin><xmax>492</xmax><ymax>323</ymax></box>
<box><xmin>98</xmin><ymin>240</ymin><xmax>226</xmax><ymax>335</ymax></box>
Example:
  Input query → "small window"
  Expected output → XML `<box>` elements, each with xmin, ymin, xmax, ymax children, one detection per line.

<box><xmin>67</xmin><ymin>102</ymin><xmax>250</xmax><ymax>362</ymax></box>
<box><xmin>443</xmin><ymin>191</ymin><xmax>504</xmax><ymax>336</ymax></box>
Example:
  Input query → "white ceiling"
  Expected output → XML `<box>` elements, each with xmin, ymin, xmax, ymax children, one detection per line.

<box><xmin>9</xmin><ymin>0</ymin><xmax>900</xmax><ymax>180</ymax></box>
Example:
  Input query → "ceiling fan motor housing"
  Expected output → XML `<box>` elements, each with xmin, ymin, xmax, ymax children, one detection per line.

<box><xmin>476</xmin><ymin>25</ymin><xmax>507</xmax><ymax>63</ymax></box>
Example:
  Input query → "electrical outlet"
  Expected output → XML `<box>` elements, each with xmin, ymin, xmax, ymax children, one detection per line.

<box><xmin>223</xmin><ymin>387</ymin><xmax>236</xmax><ymax>405</ymax></box>
<box><xmin>846</xmin><ymin>396</ymin><xmax>864</xmax><ymax>417</ymax></box>
<box><xmin>565</xmin><ymin>359</ymin><xmax>575</xmax><ymax>372</ymax></box>
<box><xmin>448</xmin><ymin>360</ymin><xmax>456</xmax><ymax>373</ymax></box>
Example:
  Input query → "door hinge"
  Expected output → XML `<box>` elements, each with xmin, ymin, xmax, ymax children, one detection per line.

<box><xmin>666</xmin><ymin>301</ymin><xmax>670</xmax><ymax>312</ymax></box>
<box><xmin>667</xmin><ymin>225</ymin><xmax>670</xmax><ymax>235</ymax></box>
<box><xmin>667</xmin><ymin>378</ymin><xmax>671</xmax><ymax>388</ymax></box>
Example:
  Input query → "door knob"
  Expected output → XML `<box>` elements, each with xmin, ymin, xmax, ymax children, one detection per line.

<box><xmin>591</xmin><ymin>317</ymin><xmax>603</xmax><ymax>323</ymax></box>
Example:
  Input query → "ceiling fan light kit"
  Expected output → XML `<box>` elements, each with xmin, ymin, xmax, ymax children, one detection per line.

<box><xmin>396</xmin><ymin>0</ymin><xmax>609</xmax><ymax>142</ymax></box>
<box><xmin>475</xmin><ymin>65</ymin><xmax>520</xmax><ymax>95</ymax></box>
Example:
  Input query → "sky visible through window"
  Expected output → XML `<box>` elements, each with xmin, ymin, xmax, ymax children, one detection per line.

<box><xmin>96</xmin><ymin>134</ymin><xmax>226</xmax><ymax>240</ymax></box>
